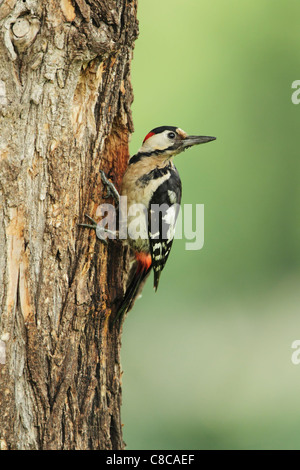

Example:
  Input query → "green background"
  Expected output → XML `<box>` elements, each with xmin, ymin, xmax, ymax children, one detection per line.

<box><xmin>121</xmin><ymin>0</ymin><xmax>300</xmax><ymax>449</ymax></box>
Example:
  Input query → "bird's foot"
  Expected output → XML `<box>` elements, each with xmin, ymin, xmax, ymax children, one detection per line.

<box><xmin>78</xmin><ymin>214</ymin><xmax>117</xmax><ymax>244</ymax></box>
<box><xmin>100</xmin><ymin>170</ymin><xmax>120</xmax><ymax>204</ymax></box>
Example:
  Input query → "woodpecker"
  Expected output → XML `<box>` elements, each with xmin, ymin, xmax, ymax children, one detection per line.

<box><xmin>81</xmin><ymin>126</ymin><xmax>216</xmax><ymax>322</ymax></box>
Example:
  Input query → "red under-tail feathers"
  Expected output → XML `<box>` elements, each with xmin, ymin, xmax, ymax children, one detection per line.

<box><xmin>113</xmin><ymin>252</ymin><xmax>152</xmax><ymax>324</ymax></box>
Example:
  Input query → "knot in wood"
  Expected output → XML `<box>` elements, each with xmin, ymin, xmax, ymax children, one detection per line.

<box><xmin>11</xmin><ymin>15</ymin><xmax>40</xmax><ymax>53</ymax></box>
<box><xmin>12</xmin><ymin>17</ymin><xmax>30</xmax><ymax>38</ymax></box>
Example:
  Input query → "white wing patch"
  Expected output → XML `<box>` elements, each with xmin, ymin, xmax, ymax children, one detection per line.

<box><xmin>162</xmin><ymin>205</ymin><xmax>177</xmax><ymax>240</ymax></box>
<box><xmin>168</xmin><ymin>190</ymin><xmax>177</xmax><ymax>204</ymax></box>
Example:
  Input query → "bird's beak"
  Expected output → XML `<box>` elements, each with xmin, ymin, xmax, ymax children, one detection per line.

<box><xmin>182</xmin><ymin>135</ymin><xmax>216</xmax><ymax>149</ymax></box>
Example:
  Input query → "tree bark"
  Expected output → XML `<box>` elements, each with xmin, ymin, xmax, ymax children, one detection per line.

<box><xmin>0</xmin><ymin>0</ymin><xmax>138</xmax><ymax>450</ymax></box>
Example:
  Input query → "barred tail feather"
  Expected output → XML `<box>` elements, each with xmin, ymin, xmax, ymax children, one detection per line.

<box><xmin>153</xmin><ymin>267</ymin><xmax>161</xmax><ymax>292</ymax></box>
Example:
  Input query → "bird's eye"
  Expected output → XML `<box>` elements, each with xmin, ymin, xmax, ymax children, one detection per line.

<box><xmin>168</xmin><ymin>132</ymin><xmax>176</xmax><ymax>139</ymax></box>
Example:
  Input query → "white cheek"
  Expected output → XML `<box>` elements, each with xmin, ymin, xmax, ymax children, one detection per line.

<box><xmin>141</xmin><ymin>133</ymin><xmax>170</xmax><ymax>151</ymax></box>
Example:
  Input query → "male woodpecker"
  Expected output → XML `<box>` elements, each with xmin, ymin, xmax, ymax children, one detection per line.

<box><xmin>81</xmin><ymin>126</ymin><xmax>216</xmax><ymax>322</ymax></box>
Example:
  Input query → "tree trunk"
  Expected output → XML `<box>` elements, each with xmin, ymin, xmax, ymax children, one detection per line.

<box><xmin>0</xmin><ymin>0</ymin><xmax>138</xmax><ymax>450</ymax></box>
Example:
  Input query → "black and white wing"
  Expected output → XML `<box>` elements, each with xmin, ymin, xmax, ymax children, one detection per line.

<box><xmin>148</xmin><ymin>165</ymin><xmax>182</xmax><ymax>290</ymax></box>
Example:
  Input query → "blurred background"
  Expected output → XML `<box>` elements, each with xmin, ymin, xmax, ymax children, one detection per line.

<box><xmin>121</xmin><ymin>0</ymin><xmax>300</xmax><ymax>449</ymax></box>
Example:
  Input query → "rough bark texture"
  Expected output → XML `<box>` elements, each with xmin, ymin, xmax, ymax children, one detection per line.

<box><xmin>0</xmin><ymin>0</ymin><xmax>138</xmax><ymax>450</ymax></box>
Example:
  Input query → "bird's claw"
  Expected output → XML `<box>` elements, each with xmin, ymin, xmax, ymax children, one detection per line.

<box><xmin>100</xmin><ymin>170</ymin><xmax>120</xmax><ymax>204</ymax></box>
<box><xmin>78</xmin><ymin>214</ymin><xmax>108</xmax><ymax>245</ymax></box>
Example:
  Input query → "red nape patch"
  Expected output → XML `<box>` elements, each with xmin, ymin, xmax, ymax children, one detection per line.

<box><xmin>143</xmin><ymin>131</ymin><xmax>155</xmax><ymax>143</ymax></box>
<box><xmin>135</xmin><ymin>252</ymin><xmax>152</xmax><ymax>271</ymax></box>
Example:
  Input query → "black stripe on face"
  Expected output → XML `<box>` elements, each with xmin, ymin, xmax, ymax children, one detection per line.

<box><xmin>129</xmin><ymin>145</ymin><xmax>177</xmax><ymax>165</ymax></box>
<box><xmin>129</xmin><ymin>140</ymin><xmax>184</xmax><ymax>164</ymax></box>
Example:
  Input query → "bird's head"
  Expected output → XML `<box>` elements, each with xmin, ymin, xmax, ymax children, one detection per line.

<box><xmin>137</xmin><ymin>126</ymin><xmax>216</xmax><ymax>159</ymax></box>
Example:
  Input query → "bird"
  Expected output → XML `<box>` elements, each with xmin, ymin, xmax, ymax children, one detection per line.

<box><xmin>80</xmin><ymin>126</ymin><xmax>216</xmax><ymax>323</ymax></box>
